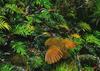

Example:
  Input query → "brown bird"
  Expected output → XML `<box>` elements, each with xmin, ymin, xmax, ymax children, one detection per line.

<box><xmin>45</xmin><ymin>45</ymin><xmax>63</xmax><ymax>64</ymax></box>
<box><xmin>45</xmin><ymin>37</ymin><xmax>77</xmax><ymax>64</ymax></box>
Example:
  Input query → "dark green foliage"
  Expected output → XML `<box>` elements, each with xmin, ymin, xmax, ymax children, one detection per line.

<box><xmin>94</xmin><ymin>0</ymin><xmax>100</xmax><ymax>16</ymax></box>
<box><xmin>0</xmin><ymin>37</ymin><xmax>6</xmax><ymax>45</ymax></box>
<box><xmin>0</xmin><ymin>0</ymin><xmax>100</xmax><ymax>71</ymax></box>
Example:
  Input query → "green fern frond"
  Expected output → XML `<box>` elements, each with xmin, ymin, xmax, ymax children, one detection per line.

<box><xmin>34</xmin><ymin>0</ymin><xmax>52</xmax><ymax>9</ymax></box>
<box><xmin>78</xmin><ymin>22</ymin><xmax>91</xmax><ymax>31</ymax></box>
<box><xmin>11</xmin><ymin>41</ymin><xmax>27</xmax><ymax>55</ymax></box>
<box><xmin>85</xmin><ymin>34</ymin><xmax>100</xmax><ymax>46</ymax></box>
<box><xmin>0</xmin><ymin>64</ymin><xmax>14</xmax><ymax>71</ymax></box>
<box><xmin>0</xmin><ymin>16</ymin><xmax>11</xmax><ymax>31</ymax></box>
<box><xmin>54</xmin><ymin>62</ymin><xmax>67</xmax><ymax>71</ymax></box>
<box><xmin>5</xmin><ymin>4</ymin><xmax>24</xmax><ymax>14</ymax></box>
<box><xmin>32</xmin><ymin>56</ymin><xmax>43</xmax><ymax>68</ymax></box>
<box><xmin>55</xmin><ymin>23</ymin><xmax>69</xmax><ymax>30</ymax></box>
<box><xmin>13</xmin><ymin>24</ymin><xmax>35</xmax><ymax>36</ymax></box>
<box><xmin>52</xmin><ymin>13</ymin><xmax>66</xmax><ymax>23</ymax></box>
<box><xmin>53</xmin><ymin>62</ymin><xmax>78</xmax><ymax>71</ymax></box>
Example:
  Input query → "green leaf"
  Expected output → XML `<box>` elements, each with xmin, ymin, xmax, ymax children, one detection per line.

<box><xmin>73</xmin><ymin>37</ymin><xmax>84</xmax><ymax>45</ymax></box>
<box><xmin>5</xmin><ymin>4</ymin><xmax>24</xmax><ymax>14</ymax></box>
<box><xmin>11</xmin><ymin>41</ymin><xmax>27</xmax><ymax>55</ymax></box>
<box><xmin>0</xmin><ymin>64</ymin><xmax>13</xmax><ymax>71</ymax></box>
<box><xmin>34</xmin><ymin>0</ymin><xmax>52</xmax><ymax>9</ymax></box>
<box><xmin>85</xmin><ymin>34</ymin><xmax>100</xmax><ymax>46</ymax></box>
<box><xmin>53</xmin><ymin>62</ymin><xmax>78</xmax><ymax>71</ymax></box>
<box><xmin>56</xmin><ymin>23</ymin><xmax>69</xmax><ymax>30</ymax></box>
<box><xmin>32</xmin><ymin>56</ymin><xmax>43</xmax><ymax>68</ymax></box>
<box><xmin>0</xmin><ymin>16</ymin><xmax>11</xmax><ymax>31</ymax></box>
<box><xmin>26</xmin><ymin>15</ymin><xmax>34</xmax><ymax>24</ymax></box>
<box><xmin>38</xmin><ymin>9</ymin><xmax>50</xmax><ymax>19</ymax></box>
<box><xmin>13</xmin><ymin>24</ymin><xmax>35</xmax><ymax>36</ymax></box>
<box><xmin>78</xmin><ymin>22</ymin><xmax>91</xmax><ymax>31</ymax></box>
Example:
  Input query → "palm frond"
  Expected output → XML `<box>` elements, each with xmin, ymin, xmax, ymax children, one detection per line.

<box><xmin>78</xmin><ymin>22</ymin><xmax>91</xmax><ymax>31</ymax></box>
<box><xmin>0</xmin><ymin>16</ymin><xmax>11</xmax><ymax>31</ymax></box>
